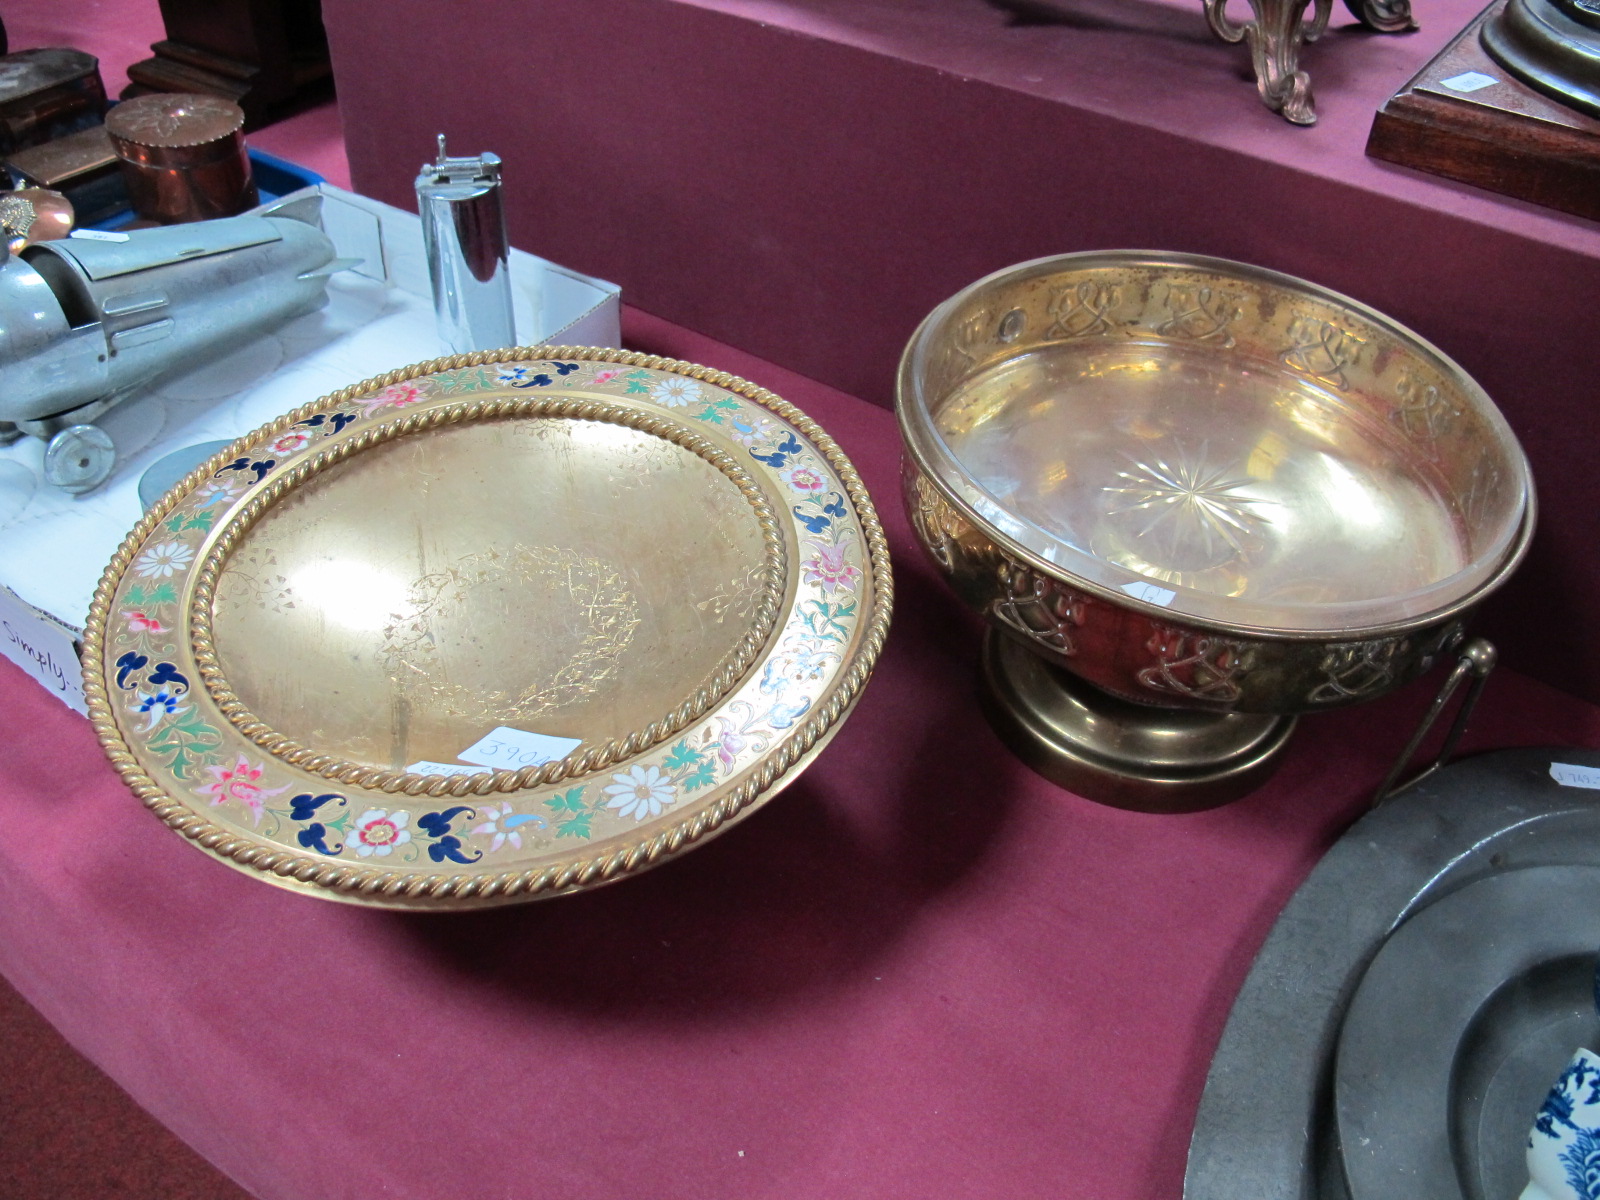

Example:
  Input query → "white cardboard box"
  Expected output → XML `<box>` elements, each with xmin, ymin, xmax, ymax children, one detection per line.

<box><xmin>0</xmin><ymin>184</ymin><xmax>622</xmax><ymax>713</ymax></box>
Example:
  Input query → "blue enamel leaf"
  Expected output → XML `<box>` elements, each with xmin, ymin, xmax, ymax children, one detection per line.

<box><xmin>766</xmin><ymin>697</ymin><xmax>811</xmax><ymax>729</ymax></box>
<box><xmin>427</xmin><ymin>835</ymin><xmax>481</xmax><ymax>864</ymax></box>
<box><xmin>114</xmin><ymin>652</ymin><xmax>148</xmax><ymax>690</ymax></box>
<box><xmin>548</xmin><ymin>362</ymin><xmax>580</xmax><ymax>375</ymax></box>
<box><xmin>794</xmin><ymin>506</ymin><xmax>831</xmax><ymax>534</ymax></box>
<box><xmin>147</xmin><ymin>662</ymin><xmax>189</xmax><ymax>694</ymax></box>
<box><xmin>217</xmin><ymin>457</ymin><xmax>276</xmax><ymax>483</ymax></box>
<box><xmin>289</xmin><ymin>792</ymin><xmax>344</xmax><ymax>821</ymax></box>
<box><xmin>418</xmin><ymin>806</ymin><xmax>474</xmax><ymax>837</ymax></box>
<box><xmin>822</xmin><ymin>492</ymin><xmax>847</xmax><ymax>519</ymax></box>
<box><xmin>750</xmin><ymin>433</ymin><xmax>802</xmax><ymax>468</ymax></box>
<box><xmin>297</xmin><ymin>823</ymin><xmax>342</xmax><ymax>856</ymax></box>
<box><xmin>294</xmin><ymin>412</ymin><xmax>354</xmax><ymax>435</ymax></box>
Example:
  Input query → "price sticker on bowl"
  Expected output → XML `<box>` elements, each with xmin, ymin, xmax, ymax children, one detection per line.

<box><xmin>1120</xmin><ymin>580</ymin><xmax>1177</xmax><ymax>607</ymax></box>
<box><xmin>458</xmin><ymin>726</ymin><xmax>583</xmax><ymax>770</ymax></box>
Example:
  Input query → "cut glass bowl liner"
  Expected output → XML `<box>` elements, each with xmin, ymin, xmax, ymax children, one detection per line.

<box><xmin>898</xmin><ymin>250</ymin><xmax>1534</xmax><ymax>810</ymax></box>
<box><xmin>898</xmin><ymin>251</ymin><xmax>1535</xmax><ymax>718</ymax></box>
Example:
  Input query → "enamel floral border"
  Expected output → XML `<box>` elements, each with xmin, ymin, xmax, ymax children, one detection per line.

<box><xmin>84</xmin><ymin>347</ymin><xmax>893</xmax><ymax>908</ymax></box>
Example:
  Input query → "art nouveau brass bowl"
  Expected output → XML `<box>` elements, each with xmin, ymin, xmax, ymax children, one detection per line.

<box><xmin>86</xmin><ymin>347</ymin><xmax>891</xmax><ymax>908</ymax></box>
<box><xmin>898</xmin><ymin>251</ymin><xmax>1533</xmax><ymax>811</ymax></box>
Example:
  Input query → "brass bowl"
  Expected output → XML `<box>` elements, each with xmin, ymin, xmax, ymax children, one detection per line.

<box><xmin>898</xmin><ymin>251</ymin><xmax>1534</xmax><ymax>810</ymax></box>
<box><xmin>86</xmin><ymin>347</ymin><xmax>891</xmax><ymax>908</ymax></box>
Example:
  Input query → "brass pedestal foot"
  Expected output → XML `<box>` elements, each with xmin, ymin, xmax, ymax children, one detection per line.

<box><xmin>980</xmin><ymin>630</ymin><xmax>1298</xmax><ymax>813</ymax></box>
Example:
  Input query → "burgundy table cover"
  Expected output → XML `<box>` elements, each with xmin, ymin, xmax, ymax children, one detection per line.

<box><xmin>1</xmin><ymin>311</ymin><xmax>1597</xmax><ymax>1199</ymax></box>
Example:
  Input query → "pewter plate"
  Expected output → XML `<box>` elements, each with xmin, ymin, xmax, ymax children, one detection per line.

<box><xmin>1183</xmin><ymin>747</ymin><xmax>1600</xmax><ymax>1200</ymax></box>
<box><xmin>84</xmin><ymin>348</ymin><xmax>891</xmax><ymax>909</ymax></box>
<box><xmin>1335</xmin><ymin>866</ymin><xmax>1600</xmax><ymax>1200</ymax></box>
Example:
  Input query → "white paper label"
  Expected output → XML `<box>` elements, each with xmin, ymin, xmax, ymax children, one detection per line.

<box><xmin>1441</xmin><ymin>70</ymin><xmax>1497</xmax><ymax>93</ymax></box>
<box><xmin>0</xmin><ymin>585</ymin><xmax>87</xmax><ymax>715</ymax></box>
<box><xmin>1120</xmin><ymin>580</ymin><xmax>1177</xmax><ymax>607</ymax></box>
<box><xmin>458</xmin><ymin>726</ymin><xmax>582</xmax><ymax>769</ymax></box>
<box><xmin>404</xmin><ymin>761</ymin><xmax>485</xmax><ymax>777</ymax></box>
<box><xmin>1550</xmin><ymin>762</ymin><xmax>1600</xmax><ymax>790</ymax></box>
<box><xmin>69</xmin><ymin>228</ymin><xmax>130</xmax><ymax>242</ymax></box>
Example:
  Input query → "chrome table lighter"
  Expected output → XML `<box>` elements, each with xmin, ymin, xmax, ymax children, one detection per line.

<box><xmin>415</xmin><ymin>136</ymin><xmax>515</xmax><ymax>354</ymax></box>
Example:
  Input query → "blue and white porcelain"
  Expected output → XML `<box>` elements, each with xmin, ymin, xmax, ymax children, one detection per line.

<box><xmin>1525</xmin><ymin>1049</ymin><xmax>1600</xmax><ymax>1200</ymax></box>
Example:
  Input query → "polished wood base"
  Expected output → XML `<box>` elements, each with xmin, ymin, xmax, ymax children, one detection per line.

<box><xmin>1367</xmin><ymin>0</ymin><xmax>1600</xmax><ymax>222</ymax></box>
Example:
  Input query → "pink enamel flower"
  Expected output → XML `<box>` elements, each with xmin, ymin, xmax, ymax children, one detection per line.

<box><xmin>713</xmin><ymin>729</ymin><xmax>746</xmax><ymax>768</ymax></box>
<box><xmin>591</xmin><ymin>369</ymin><xmax>624</xmax><ymax>385</ymax></box>
<box><xmin>194</xmin><ymin>755</ymin><xmax>287</xmax><ymax>825</ymax></box>
<box><xmin>780</xmin><ymin>464</ymin><xmax>827</xmax><ymax>494</ymax></box>
<box><xmin>356</xmin><ymin>383</ymin><xmax>427</xmax><ymax>415</ymax></box>
<box><xmin>801</xmin><ymin>542</ymin><xmax>862</xmax><ymax>594</ymax></box>
<box><xmin>267</xmin><ymin>430</ymin><xmax>313</xmax><ymax>456</ymax></box>
<box><xmin>349</xmin><ymin>808</ymin><xmax>412</xmax><ymax>857</ymax></box>
<box><xmin>123</xmin><ymin>610</ymin><xmax>166</xmax><ymax>634</ymax></box>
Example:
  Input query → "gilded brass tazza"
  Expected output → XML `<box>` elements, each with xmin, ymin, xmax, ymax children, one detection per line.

<box><xmin>898</xmin><ymin>252</ymin><xmax>1533</xmax><ymax>811</ymax></box>
<box><xmin>86</xmin><ymin>347</ymin><xmax>891</xmax><ymax>908</ymax></box>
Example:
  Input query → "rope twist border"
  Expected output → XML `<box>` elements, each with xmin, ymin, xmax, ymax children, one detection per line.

<box><xmin>187</xmin><ymin>393</ymin><xmax>787</xmax><ymax>793</ymax></box>
<box><xmin>83</xmin><ymin>346</ymin><xmax>894</xmax><ymax>907</ymax></box>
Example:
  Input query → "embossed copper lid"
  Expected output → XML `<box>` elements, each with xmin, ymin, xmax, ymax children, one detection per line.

<box><xmin>104</xmin><ymin>92</ymin><xmax>246</xmax><ymax>168</ymax></box>
<box><xmin>85</xmin><ymin>348</ymin><xmax>891</xmax><ymax>909</ymax></box>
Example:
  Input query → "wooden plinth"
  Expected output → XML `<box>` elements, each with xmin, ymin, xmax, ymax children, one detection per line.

<box><xmin>1367</xmin><ymin>0</ymin><xmax>1600</xmax><ymax>222</ymax></box>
